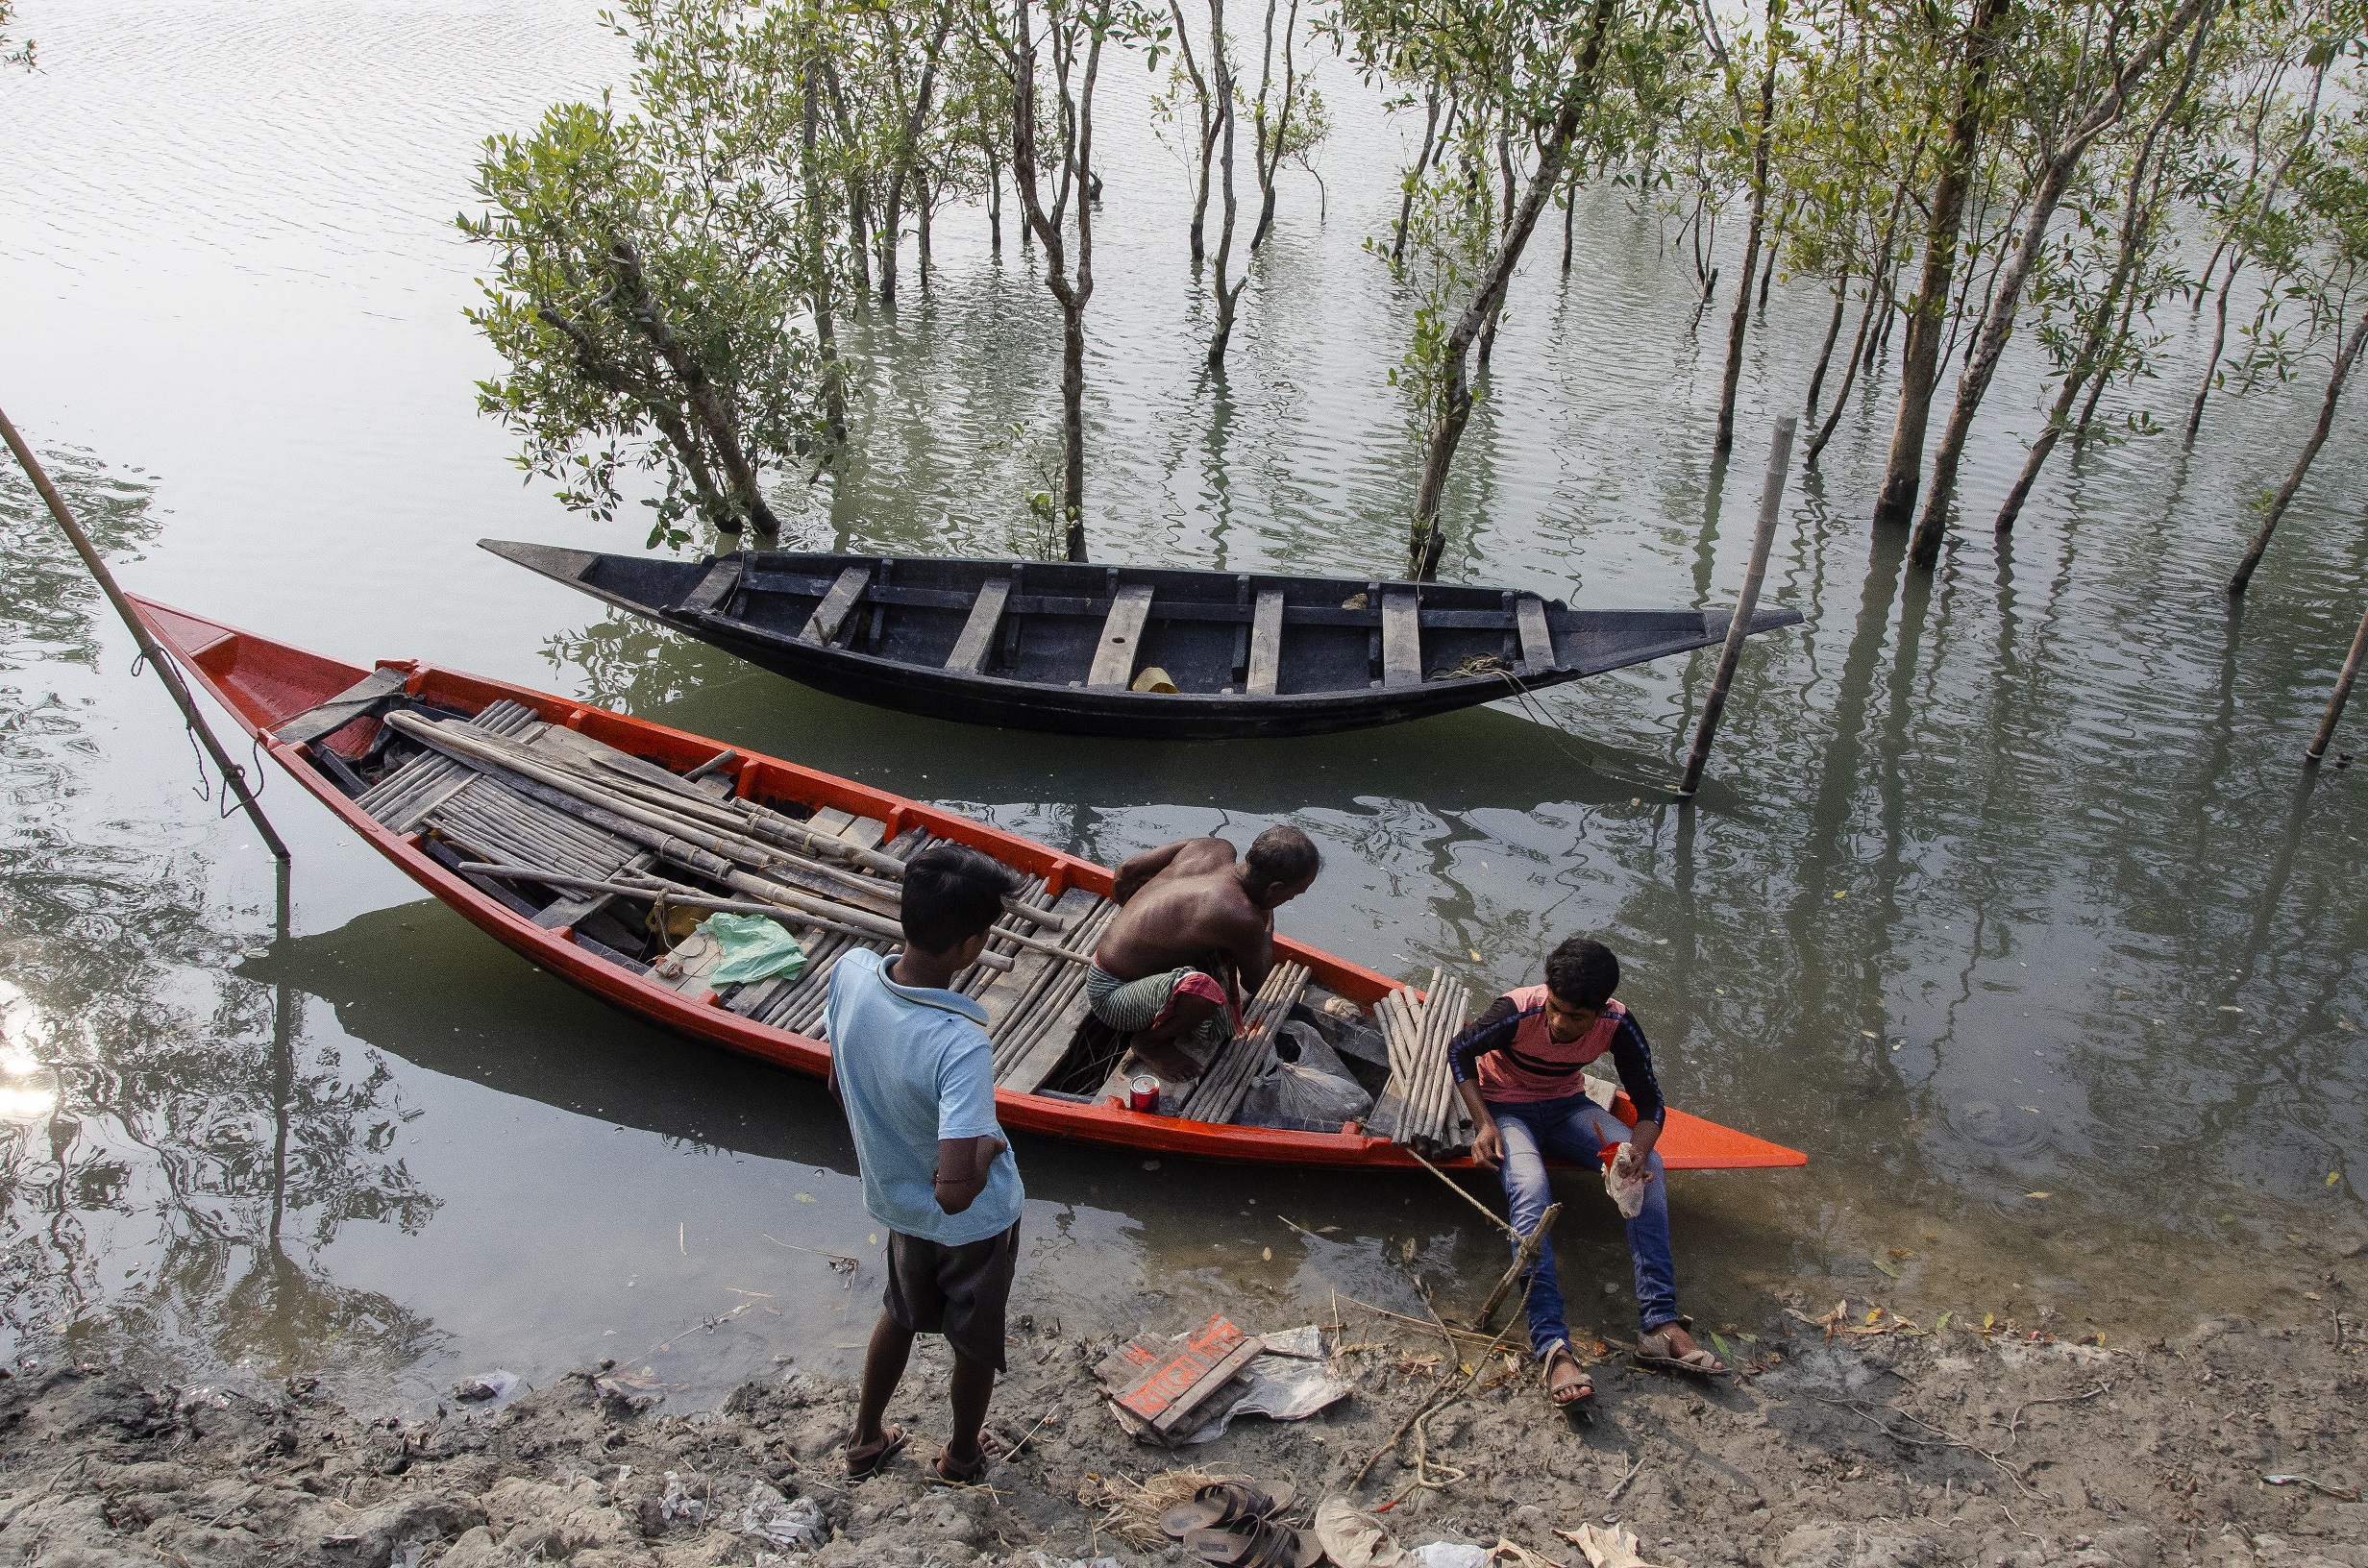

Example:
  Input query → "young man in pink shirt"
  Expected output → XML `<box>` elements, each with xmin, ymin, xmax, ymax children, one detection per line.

<box><xmin>1449</xmin><ymin>936</ymin><xmax>1725</xmax><ymax>1410</ymax></box>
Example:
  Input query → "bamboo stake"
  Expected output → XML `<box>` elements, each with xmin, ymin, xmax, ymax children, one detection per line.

<box><xmin>2</xmin><ymin>404</ymin><xmax>289</xmax><ymax>861</ymax></box>
<box><xmin>1678</xmin><ymin>415</ymin><xmax>1796</xmax><ymax>800</ymax></box>
<box><xmin>2306</xmin><ymin>600</ymin><xmax>2368</xmax><ymax>764</ymax></box>
<box><xmin>1472</xmin><ymin>1203</ymin><xmax>1562</xmax><ymax>1333</ymax></box>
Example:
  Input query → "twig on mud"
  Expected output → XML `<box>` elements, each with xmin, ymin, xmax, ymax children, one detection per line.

<box><xmin>1352</xmin><ymin>1278</ymin><xmax>1537</xmax><ymax>1495</ymax></box>
<box><xmin>1336</xmin><ymin>1292</ymin><xmax>1511</xmax><ymax>1349</ymax></box>
<box><xmin>1606</xmin><ymin>1451</ymin><xmax>1647</xmax><ymax>1501</ymax></box>
<box><xmin>2001</xmin><ymin>1381</ymin><xmax>2111</xmax><ymax>1450</ymax></box>
<box><xmin>1815</xmin><ymin>1396</ymin><xmax>2039</xmax><ymax>1497</ymax></box>
<box><xmin>760</xmin><ymin>1234</ymin><xmax>860</xmax><ymax>1269</ymax></box>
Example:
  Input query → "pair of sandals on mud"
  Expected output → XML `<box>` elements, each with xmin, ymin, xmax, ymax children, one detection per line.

<box><xmin>1161</xmin><ymin>1480</ymin><xmax>1320</xmax><ymax>1568</ymax></box>
<box><xmin>1543</xmin><ymin>1318</ymin><xmax>1727</xmax><ymax>1411</ymax></box>
<box><xmin>843</xmin><ymin>1423</ymin><xmax>1005</xmax><ymax>1486</ymax></box>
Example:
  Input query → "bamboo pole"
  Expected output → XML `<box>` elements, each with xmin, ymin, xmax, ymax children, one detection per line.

<box><xmin>2</xmin><ymin>404</ymin><xmax>289</xmax><ymax>861</ymax></box>
<box><xmin>453</xmin><ymin>863</ymin><xmax>1013</xmax><ymax>968</ymax></box>
<box><xmin>1678</xmin><ymin>416</ymin><xmax>1796</xmax><ymax>800</ymax></box>
<box><xmin>2307</xmin><ymin>600</ymin><xmax>2368</xmax><ymax>764</ymax></box>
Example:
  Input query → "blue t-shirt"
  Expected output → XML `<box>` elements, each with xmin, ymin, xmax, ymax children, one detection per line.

<box><xmin>825</xmin><ymin>948</ymin><xmax>1024</xmax><ymax>1245</ymax></box>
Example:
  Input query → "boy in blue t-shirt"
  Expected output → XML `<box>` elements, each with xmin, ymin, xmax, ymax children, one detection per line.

<box><xmin>826</xmin><ymin>842</ymin><xmax>1025</xmax><ymax>1484</ymax></box>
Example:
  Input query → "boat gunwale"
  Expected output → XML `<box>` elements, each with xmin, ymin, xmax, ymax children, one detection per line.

<box><xmin>126</xmin><ymin>594</ymin><xmax>1809</xmax><ymax>1173</ymax></box>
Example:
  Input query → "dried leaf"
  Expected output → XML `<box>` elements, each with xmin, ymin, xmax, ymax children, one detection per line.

<box><xmin>1872</xmin><ymin>1257</ymin><xmax>1899</xmax><ymax>1279</ymax></box>
<box><xmin>793</xmin><ymin>1193</ymin><xmax>817</xmax><ymax>1204</ymax></box>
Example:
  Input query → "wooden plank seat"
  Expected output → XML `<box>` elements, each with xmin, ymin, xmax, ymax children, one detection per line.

<box><xmin>676</xmin><ymin>556</ymin><xmax>744</xmax><ymax>618</ymax></box>
<box><xmin>1515</xmin><ymin>594</ymin><xmax>1557</xmax><ymax>674</ymax></box>
<box><xmin>1381</xmin><ymin>590</ymin><xmax>1422</xmax><ymax>687</ymax></box>
<box><xmin>1246</xmin><ymin>590</ymin><xmax>1285</xmax><ymax>696</ymax></box>
<box><xmin>1086</xmin><ymin>584</ymin><xmax>1156</xmax><ymax>690</ymax></box>
<box><xmin>799</xmin><ymin>566</ymin><xmax>872</xmax><ymax>646</ymax></box>
<box><xmin>945</xmin><ymin>575</ymin><xmax>1015</xmax><ymax>675</ymax></box>
<box><xmin>274</xmin><ymin>665</ymin><xmax>409</xmax><ymax>747</ymax></box>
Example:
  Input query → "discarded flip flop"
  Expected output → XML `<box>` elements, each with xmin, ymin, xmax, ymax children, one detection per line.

<box><xmin>1161</xmin><ymin>1480</ymin><xmax>1298</xmax><ymax>1539</ymax></box>
<box><xmin>1632</xmin><ymin>1317</ymin><xmax>1727</xmax><ymax>1378</ymax></box>
<box><xmin>843</xmin><ymin>1423</ymin><xmax>906</xmax><ymax>1480</ymax></box>
<box><xmin>1184</xmin><ymin>1517</ymin><xmax>1322</xmax><ymax>1568</ymax></box>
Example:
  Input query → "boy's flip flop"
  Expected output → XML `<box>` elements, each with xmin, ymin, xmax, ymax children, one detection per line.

<box><xmin>1633</xmin><ymin>1319</ymin><xmax>1727</xmax><ymax>1377</ymax></box>
<box><xmin>844</xmin><ymin>1423</ymin><xmax>906</xmax><ymax>1479</ymax></box>
<box><xmin>1542</xmin><ymin>1343</ymin><xmax>1595</xmax><ymax>1410</ymax></box>
<box><xmin>1184</xmin><ymin>1518</ymin><xmax>1322</xmax><ymax>1568</ymax></box>
<box><xmin>1160</xmin><ymin>1480</ymin><xmax>1297</xmax><ymax>1538</ymax></box>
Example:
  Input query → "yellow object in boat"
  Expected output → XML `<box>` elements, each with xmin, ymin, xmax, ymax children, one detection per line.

<box><xmin>1131</xmin><ymin>667</ymin><xmax>1178</xmax><ymax>694</ymax></box>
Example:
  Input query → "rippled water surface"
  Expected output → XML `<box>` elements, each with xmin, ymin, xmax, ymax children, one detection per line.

<box><xmin>4</xmin><ymin>0</ymin><xmax>2365</xmax><ymax>1409</ymax></box>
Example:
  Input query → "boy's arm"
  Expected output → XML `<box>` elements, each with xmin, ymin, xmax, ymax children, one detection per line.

<box><xmin>933</xmin><ymin>1134</ymin><xmax>1007</xmax><ymax>1214</ymax></box>
<box><xmin>933</xmin><ymin>1031</ymin><xmax>1006</xmax><ymax>1216</ymax></box>
<box><xmin>1447</xmin><ymin>996</ymin><xmax>1521</xmax><ymax>1168</ymax></box>
<box><xmin>1607</xmin><ymin>1011</ymin><xmax>1666</xmax><ymax>1164</ymax></box>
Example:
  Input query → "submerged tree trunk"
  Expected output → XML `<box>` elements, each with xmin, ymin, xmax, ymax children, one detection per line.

<box><xmin>2228</xmin><ymin>308</ymin><xmax>2368</xmax><ymax>596</ymax></box>
<box><xmin>1392</xmin><ymin>87</ymin><xmax>1443</xmax><ymax>266</ymax></box>
<box><xmin>1872</xmin><ymin>0</ymin><xmax>2011</xmax><ymax>530</ymax></box>
<box><xmin>1206</xmin><ymin>0</ymin><xmax>1249</xmax><ymax>365</ymax></box>
<box><xmin>1908</xmin><ymin>0</ymin><xmax>2211</xmax><ymax>566</ymax></box>
<box><xmin>1805</xmin><ymin>278</ymin><xmax>1849</xmax><ymax>412</ymax></box>
<box><xmin>802</xmin><ymin>60</ymin><xmax>848</xmax><ymax>451</ymax></box>
<box><xmin>1408</xmin><ymin>0</ymin><xmax>1617</xmax><ymax>579</ymax></box>
<box><xmin>984</xmin><ymin>136</ymin><xmax>1004</xmax><ymax>251</ymax></box>
<box><xmin>1247</xmin><ymin>0</ymin><xmax>1299</xmax><ymax>251</ymax></box>
<box><xmin>1009</xmin><ymin>0</ymin><xmax>1105</xmax><ymax>562</ymax></box>
<box><xmin>1171</xmin><ymin>0</ymin><xmax>1219</xmax><ymax>266</ymax></box>
<box><xmin>1714</xmin><ymin>37</ymin><xmax>1780</xmax><ymax>454</ymax></box>
<box><xmin>608</xmin><ymin>240</ymin><xmax>780</xmax><ymax>536</ymax></box>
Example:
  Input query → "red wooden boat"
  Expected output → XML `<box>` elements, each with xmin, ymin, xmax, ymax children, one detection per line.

<box><xmin>131</xmin><ymin>596</ymin><xmax>1807</xmax><ymax>1175</ymax></box>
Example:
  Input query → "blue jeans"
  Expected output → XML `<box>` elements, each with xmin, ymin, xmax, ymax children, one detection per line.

<box><xmin>1490</xmin><ymin>1093</ymin><xmax>1678</xmax><ymax>1358</ymax></box>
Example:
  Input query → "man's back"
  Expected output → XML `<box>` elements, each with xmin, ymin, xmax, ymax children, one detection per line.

<box><xmin>1096</xmin><ymin>838</ymin><xmax>1265</xmax><ymax>979</ymax></box>
<box><xmin>826</xmin><ymin>948</ymin><xmax>1023</xmax><ymax>1246</ymax></box>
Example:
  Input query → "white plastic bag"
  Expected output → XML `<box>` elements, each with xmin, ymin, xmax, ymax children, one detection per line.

<box><xmin>1604</xmin><ymin>1142</ymin><xmax>1649</xmax><ymax>1219</ymax></box>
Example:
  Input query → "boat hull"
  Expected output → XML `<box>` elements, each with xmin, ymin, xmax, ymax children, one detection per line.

<box><xmin>481</xmin><ymin>540</ymin><xmax>1805</xmax><ymax>741</ymax></box>
<box><xmin>128</xmin><ymin>595</ymin><xmax>1808</xmax><ymax>1174</ymax></box>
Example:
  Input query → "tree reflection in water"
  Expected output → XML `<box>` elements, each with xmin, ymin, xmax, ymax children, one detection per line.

<box><xmin>1</xmin><ymin>453</ymin><xmax>440</xmax><ymax>1389</ymax></box>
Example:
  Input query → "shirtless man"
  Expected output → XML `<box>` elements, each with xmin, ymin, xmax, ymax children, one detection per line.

<box><xmin>1086</xmin><ymin>827</ymin><xmax>1321</xmax><ymax>1082</ymax></box>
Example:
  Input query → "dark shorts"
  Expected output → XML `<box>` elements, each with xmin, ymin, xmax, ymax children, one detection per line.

<box><xmin>883</xmin><ymin>1222</ymin><xmax>1020</xmax><ymax>1373</ymax></box>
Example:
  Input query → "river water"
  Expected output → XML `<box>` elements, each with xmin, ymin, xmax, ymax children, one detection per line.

<box><xmin>3</xmin><ymin>0</ymin><xmax>2363</xmax><ymax>1411</ymax></box>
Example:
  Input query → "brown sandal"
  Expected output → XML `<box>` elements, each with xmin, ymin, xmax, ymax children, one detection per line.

<box><xmin>930</xmin><ymin>1430</ymin><xmax>1007</xmax><ymax>1485</ymax></box>
<box><xmin>844</xmin><ymin>1423</ymin><xmax>905</xmax><ymax>1479</ymax></box>
<box><xmin>1184</xmin><ymin>1517</ymin><xmax>1322</xmax><ymax>1567</ymax></box>
<box><xmin>1542</xmin><ymin>1342</ymin><xmax>1594</xmax><ymax>1409</ymax></box>
<box><xmin>1633</xmin><ymin>1318</ymin><xmax>1727</xmax><ymax>1377</ymax></box>
<box><xmin>1161</xmin><ymin>1480</ymin><xmax>1297</xmax><ymax>1538</ymax></box>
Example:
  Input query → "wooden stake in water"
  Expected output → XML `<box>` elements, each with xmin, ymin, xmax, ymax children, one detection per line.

<box><xmin>1</xmin><ymin>404</ymin><xmax>290</xmax><ymax>862</ymax></box>
<box><xmin>2306</xmin><ymin>600</ymin><xmax>2368</xmax><ymax>765</ymax></box>
<box><xmin>1678</xmin><ymin>416</ymin><xmax>1796</xmax><ymax>801</ymax></box>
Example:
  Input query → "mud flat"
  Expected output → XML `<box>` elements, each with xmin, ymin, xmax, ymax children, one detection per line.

<box><xmin>0</xmin><ymin>1247</ymin><xmax>2359</xmax><ymax>1568</ymax></box>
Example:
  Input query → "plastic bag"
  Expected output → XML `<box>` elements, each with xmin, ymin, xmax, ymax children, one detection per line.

<box><xmin>1604</xmin><ymin>1142</ymin><xmax>1649</xmax><ymax>1219</ymax></box>
<box><xmin>699</xmin><ymin>913</ymin><xmax>807</xmax><ymax>985</ymax></box>
<box><xmin>1240</xmin><ymin>1055</ymin><xmax>1373</xmax><ymax>1130</ymax></box>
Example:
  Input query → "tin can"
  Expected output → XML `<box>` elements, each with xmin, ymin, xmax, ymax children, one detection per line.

<box><xmin>1127</xmin><ymin>1074</ymin><xmax>1160</xmax><ymax>1113</ymax></box>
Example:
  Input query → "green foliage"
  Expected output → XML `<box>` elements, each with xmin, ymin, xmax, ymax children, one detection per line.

<box><xmin>2</xmin><ymin>0</ymin><xmax>33</xmax><ymax>69</ymax></box>
<box><xmin>460</xmin><ymin>95</ymin><xmax>823</xmax><ymax>549</ymax></box>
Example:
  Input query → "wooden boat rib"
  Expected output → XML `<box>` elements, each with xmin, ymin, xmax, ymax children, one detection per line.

<box><xmin>129</xmin><ymin>595</ymin><xmax>1807</xmax><ymax>1174</ymax></box>
<box><xmin>480</xmin><ymin>540</ymin><xmax>1806</xmax><ymax>741</ymax></box>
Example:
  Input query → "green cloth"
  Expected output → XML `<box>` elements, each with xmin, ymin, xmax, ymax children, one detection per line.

<box><xmin>700</xmin><ymin>913</ymin><xmax>808</xmax><ymax>985</ymax></box>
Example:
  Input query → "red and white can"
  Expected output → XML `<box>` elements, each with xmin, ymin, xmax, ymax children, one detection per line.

<box><xmin>1127</xmin><ymin>1074</ymin><xmax>1161</xmax><ymax>1113</ymax></box>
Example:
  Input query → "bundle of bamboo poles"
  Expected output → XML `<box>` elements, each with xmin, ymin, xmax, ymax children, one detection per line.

<box><xmin>1174</xmin><ymin>962</ymin><xmax>1312</xmax><ymax>1125</ymax></box>
<box><xmin>1373</xmin><ymin>969</ymin><xmax>1473</xmax><ymax>1155</ymax></box>
<box><xmin>987</xmin><ymin>900</ymin><xmax>1122</xmax><ymax>1079</ymax></box>
<box><xmin>355</xmin><ymin>700</ymin><xmax>539</xmax><ymax>829</ymax></box>
<box><xmin>382</xmin><ymin>711</ymin><xmax>1084</xmax><ymax>964</ymax></box>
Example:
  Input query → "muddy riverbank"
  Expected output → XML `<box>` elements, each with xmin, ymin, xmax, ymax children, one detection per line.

<box><xmin>4</xmin><ymin>1238</ymin><xmax>2358</xmax><ymax>1568</ymax></box>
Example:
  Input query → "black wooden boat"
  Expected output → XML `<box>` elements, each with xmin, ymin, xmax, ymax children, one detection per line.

<box><xmin>481</xmin><ymin>540</ymin><xmax>1803</xmax><ymax>741</ymax></box>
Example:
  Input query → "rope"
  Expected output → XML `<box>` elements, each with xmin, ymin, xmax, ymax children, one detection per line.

<box><xmin>1490</xmin><ymin>668</ymin><xmax>1669</xmax><ymax>795</ymax></box>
